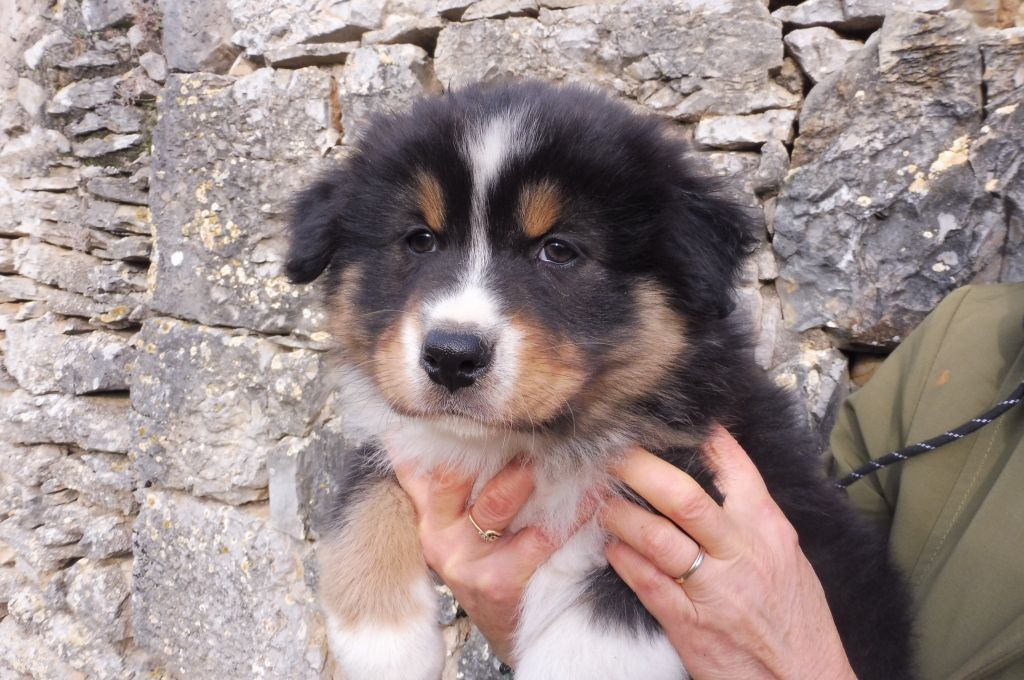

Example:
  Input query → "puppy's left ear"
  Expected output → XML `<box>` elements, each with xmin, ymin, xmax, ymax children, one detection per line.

<box><xmin>286</xmin><ymin>170</ymin><xmax>349</xmax><ymax>284</ymax></box>
<box><xmin>661</xmin><ymin>183</ymin><xmax>758</xmax><ymax>319</ymax></box>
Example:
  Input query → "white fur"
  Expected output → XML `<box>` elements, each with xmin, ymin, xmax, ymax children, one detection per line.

<box><xmin>425</xmin><ymin>283</ymin><xmax>501</xmax><ymax>328</ymax></box>
<box><xmin>333</xmin><ymin>361</ymin><xmax>681</xmax><ymax>679</ymax></box>
<box><xmin>515</xmin><ymin>604</ymin><xmax>687</xmax><ymax>680</ymax></box>
<box><xmin>326</xmin><ymin>578</ymin><xmax>445</xmax><ymax>680</ymax></box>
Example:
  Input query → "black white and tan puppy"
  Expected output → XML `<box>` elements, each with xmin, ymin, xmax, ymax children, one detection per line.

<box><xmin>286</xmin><ymin>80</ymin><xmax>913</xmax><ymax>680</ymax></box>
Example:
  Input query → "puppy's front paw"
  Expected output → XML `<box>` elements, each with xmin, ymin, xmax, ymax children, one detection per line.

<box><xmin>326</xmin><ymin>611</ymin><xmax>445</xmax><ymax>680</ymax></box>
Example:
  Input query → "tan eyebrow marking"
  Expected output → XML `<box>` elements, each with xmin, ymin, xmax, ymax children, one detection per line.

<box><xmin>414</xmin><ymin>170</ymin><xmax>446</xmax><ymax>233</ymax></box>
<box><xmin>519</xmin><ymin>179</ymin><xmax>563</xmax><ymax>239</ymax></box>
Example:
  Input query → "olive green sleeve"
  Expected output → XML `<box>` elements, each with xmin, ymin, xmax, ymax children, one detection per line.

<box><xmin>826</xmin><ymin>286</ymin><xmax>975</xmax><ymax>534</ymax></box>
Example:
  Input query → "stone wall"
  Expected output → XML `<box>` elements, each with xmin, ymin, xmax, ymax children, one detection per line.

<box><xmin>0</xmin><ymin>0</ymin><xmax>1021</xmax><ymax>678</ymax></box>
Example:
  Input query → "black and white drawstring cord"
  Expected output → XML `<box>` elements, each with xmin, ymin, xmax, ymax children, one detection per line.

<box><xmin>835</xmin><ymin>379</ymin><xmax>1024</xmax><ymax>489</ymax></box>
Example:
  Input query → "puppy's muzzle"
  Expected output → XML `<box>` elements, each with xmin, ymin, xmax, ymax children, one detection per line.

<box><xmin>421</xmin><ymin>329</ymin><xmax>492</xmax><ymax>392</ymax></box>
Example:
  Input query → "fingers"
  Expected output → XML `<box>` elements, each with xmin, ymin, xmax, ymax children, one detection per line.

<box><xmin>602</xmin><ymin>497</ymin><xmax>703</xmax><ymax>582</ymax></box>
<box><xmin>469</xmin><ymin>460</ymin><xmax>536</xmax><ymax>534</ymax></box>
<box><xmin>613</xmin><ymin>447</ymin><xmax>735</xmax><ymax>557</ymax></box>
<box><xmin>702</xmin><ymin>424</ymin><xmax>771</xmax><ymax>503</ymax></box>
<box><xmin>605</xmin><ymin>537</ymin><xmax>695</xmax><ymax>625</ymax></box>
<box><xmin>424</xmin><ymin>467</ymin><xmax>475</xmax><ymax>523</ymax></box>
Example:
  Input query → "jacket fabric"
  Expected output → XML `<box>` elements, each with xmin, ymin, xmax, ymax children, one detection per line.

<box><xmin>829</xmin><ymin>283</ymin><xmax>1024</xmax><ymax>680</ymax></box>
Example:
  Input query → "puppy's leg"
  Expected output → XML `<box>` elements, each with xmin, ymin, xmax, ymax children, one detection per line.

<box><xmin>318</xmin><ymin>448</ymin><xmax>443</xmax><ymax>680</ymax></box>
<box><xmin>513</xmin><ymin>521</ymin><xmax>687</xmax><ymax>680</ymax></box>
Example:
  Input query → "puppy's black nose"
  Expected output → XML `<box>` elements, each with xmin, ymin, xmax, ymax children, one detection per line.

<box><xmin>421</xmin><ymin>329</ymin><xmax>492</xmax><ymax>392</ymax></box>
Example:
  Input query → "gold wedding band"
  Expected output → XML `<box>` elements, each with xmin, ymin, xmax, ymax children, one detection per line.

<box><xmin>468</xmin><ymin>511</ymin><xmax>503</xmax><ymax>543</ymax></box>
<box><xmin>675</xmin><ymin>545</ymin><xmax>706</xmax><ymax>585</ymax></box>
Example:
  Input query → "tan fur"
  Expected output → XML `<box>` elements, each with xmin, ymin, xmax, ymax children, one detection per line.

<box><xmin>518</xmin><ymin>179</ymin><xmax>562</xmax><ymax>239</ymax></box>
<box><xmin>318</xmin><ymin>477</ymin><xmax>426</xmax><ymax>625</ymax></box>
<box><xmin>372</xmin><ymin>312</ymin><xmax>423</xmax><ymax>415</ymax></box>
<box><xmin>585</xmin><ymin>281</ymin><xmax>689</xmax><ymax>425</ymax></box>
<box><xmin>328</xmin><ymin>265</ymin><xmax>372</xmax><ymax>365</ymax></box>
<box><xmin>505</xmin><ymin>314</ymin><xmax>588</xmax><ymax>424</ymax></box>
<box><xmin>414</xmin><ymin>171</ymin><xmax>446</xmax><ymax>233</ymax></box>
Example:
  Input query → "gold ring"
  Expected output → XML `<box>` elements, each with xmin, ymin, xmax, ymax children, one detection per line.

<box><xmin>468</xmin><ymin>511</ymin><xmax>502</xmax><ymax>543</ymax></box>
<box><xmin>674</xmin><ymin>545</ymin><xmax>706</xmax><ymax>585</ymax></box>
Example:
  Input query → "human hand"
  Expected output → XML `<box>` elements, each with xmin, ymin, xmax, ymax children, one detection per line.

<box><xmin>392</xmin><ymin>459</ymin><xmax>560</xmax><ymax>664</ymax></box>
<box><xmin>602</xmin><ymin>425</ymin><xmax>857</xmax><ymax>680</ymax></box>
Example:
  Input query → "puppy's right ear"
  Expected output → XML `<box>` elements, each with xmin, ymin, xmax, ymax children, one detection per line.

<box><xmin>286</xmin><ymin>170</ymin><xmax>348</xmax><ymax>284</ymax></box>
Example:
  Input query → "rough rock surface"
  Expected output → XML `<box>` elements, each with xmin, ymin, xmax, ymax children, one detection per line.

<box><xmin>133</xmin><ymin>491</ymin><xmax>325</xmax><ymax>679</ymax></box>
<box><xmin>435</xmin><ymin>0</ymin><xmax>799</xmax><ymax>121</ymax></box>
<box><xmin>774</xmin><ymin>11</ymin><xmax>1018</xmax><ymax>347</ymax></box>
<box><xmin>785</xmin><ymin>27</ymin><xmax>863</xmax><ymax>84</ymax></box>
<box><xmin>337</xmin><ymin>44</ymin><xmax>441</xmax><ymax>144</ymax></box>
<box><xmin>131</xmin><ymin>317</ymin><xmax>330</xmax><ymax>504</ymax></box>
<box><xmin>148</xmin><ymin>68</ymin><xmax>335</xmax><ymax>333</ymax></box>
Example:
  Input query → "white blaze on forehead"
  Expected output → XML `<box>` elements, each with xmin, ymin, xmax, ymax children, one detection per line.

<box><xmin>463</xmin><ymin>109</ymin><xmax>533</xmax><ymax>279</ymax></box>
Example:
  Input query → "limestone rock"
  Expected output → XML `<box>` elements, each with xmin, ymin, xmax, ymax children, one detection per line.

<box><xmin>268</xmin><ymin>414</ymin><xmax>350</xmax><ymax>539</ymax></box>
<box><xmin>138</xmin><ymin>51</ymin><xmax>167</xmax><ymax>83</ymax></box>
<box><xmin>769</xmin><ymin>339</ymin><xmax>851</xmax><ymax>446</ymax></box>
<box><xmin>79</xmin><ymin>514</ymin><xmax>133</xmax><ymax>559</ymax></box>
<box><xmin>1</xmin><ymin>390</ymin><xmax>132</xmax><ymax>453</ymax></box>
<box><xmin>772</xmin><ymin>0</ymin><xmax>847</xmax><ymax>27</ymax></box>
<box><xmin>361</xmin><ymin>15</ymin><xmax>444</xmax><ymax>47</ymax></box>
<box><xmin>149</xmin><ymin>69</ymin><xmax>334</xmax><ymax>333</ymax></box>
<box><xmin>774</xmin><ymin>12</ymin><xmax>1005</xmax><ymax>347</ymax></box>
<box><xmin>23</xmin><ymin>30</ymin><xmax>71</xmax><ymax>70</ymax></box>
<box><xmin>11</xmin><ymin>239</ymin><xmax>146</xmax><ymax>297</ymax></box>
<box><xmin>0</xmin><ymin>238</ymin><xmax>14</xmax><ymax>273</ymax></box>
<box><xmin>159</xmin><ymin>0</ymin><xmax>240</xmax><ymax>73</ymax></box>
<box><xmin>435</xmin><ymin>0</ymin><xmax>798</xmax><ymax>121</ymax></box>
<box><xmin>132</xmin><ymin>491</ymin><xmax>325</xmax><ymax>679</ymax></box>
<box><xmin>50</xmin><ymin>451</ymin><xmax>137</xmax><ymax>515</ymax></box>
<box><xmin>81</xmin><ymin>0</ymin><xmax>136</xmax><ymax>31</ymax></box>
<box><xmin>462</xmin><ymin>0</ymin><xmax>538</xmax><ymax>20</ymax></box>
<box><xmin>0</xmin><ymin>616</ymin><xmax>83</xmax><ymax>680</ymax></box>
<box><xmin>228</xmin><ymin>0</ymin><xmax>387</xmax><ymax>57</ymax></box>
<box><xmin>753</xmin><ymin>138</ymin><xmax>791</xmax><ymax>196</ymax></box>
<box><xmin>694</xmin><ymin>109</ymin><xmax>797</xmax><ymax>150</ymax></box>
<box><xmin>130</xmin><ymin>317</ymin><xmax>331</xmax><ymax>504</ymax></box>
<box><xmin>980</xmin><ymin>27</ymin><xmax>1024</xmax><ymax>112</ymax></box>
<box><xmin>65</xmin><ymin>560</ymin><xmax>131</xmax><ymax>638</ymax></box>
<box><xmin>85</xmin><ymin>177</ymin><xmax>148</xmax><ymax>206</ymax></box>
<box><xmin>47</xmin><ymin>76</ymin><xmax>120</xmax><ymax>115</ymax></box>
<box><xmin>265</xmin><ymin>42</ymin><xmax>359</xmax><ymax>68</ymax></box>
<box><xmin>5</xmin><ymin>314</ymin><xmax>135</xmax><ymax>395</ymax></box>
<box><xmin>971</xmin><ymin>100</ymin><xmax>1024</xmax><ymax>281</ymax></box>
<box><xmin>72</xmin><ymin>133</ymin><xmax>143</xmax><ymax>159</ymax></box>
<box><xmin>16</xmin><ymin>79</ymin><xmax>47</xmax><ymax>121</ymax></box>
<box><xmin>65</xmin><ymin>105</ymin><xmax>143</xmax><ymax>136</ymax></box>
<box><xmin>457</xmin><ymin>627</ymin><xmax>510</xmax><ymax>680</ymax></box>
<box><xmin>784</xmin><ymin>27</ymin><xmax>863</xmax><ymax>84</ymax></box>
<box><xmin>337</xmin><ymin>45</ymin><xmax>441</xmax><ymax>144</ymax></box>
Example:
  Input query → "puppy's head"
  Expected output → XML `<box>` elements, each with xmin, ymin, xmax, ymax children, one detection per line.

<box><xmin>288</xmin><ymin>81</ymin><xmax>755</xmax><ymax>437</ymax></box>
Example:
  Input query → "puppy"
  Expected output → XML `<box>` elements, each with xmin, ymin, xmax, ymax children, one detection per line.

<box><xmin>286</xmin><ymin>81</ymin><xmax>913</xmax><ymax>680</ymax></box>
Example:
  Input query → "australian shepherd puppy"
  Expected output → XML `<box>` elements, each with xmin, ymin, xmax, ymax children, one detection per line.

<box><xmin>286</xmin><ymin>81</ymin><xmax>913</xmax><ymax>680</ymax></box>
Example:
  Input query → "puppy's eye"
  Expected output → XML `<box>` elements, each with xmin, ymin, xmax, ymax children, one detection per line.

<box><xmin>406</xmin><ymin>229</ymin><xmax>437</xmax><ymax>254</ymax></box>
<box><xmin>539</xmin><ymin>239</ymin><xmax>578</xmax><ymax>264</ymax></box>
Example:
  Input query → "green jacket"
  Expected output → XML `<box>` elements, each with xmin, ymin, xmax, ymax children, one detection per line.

<box><xmin>830</xmin><ymin>283</ymin><xmax>1024</xmax><ymax>680</ymax></box>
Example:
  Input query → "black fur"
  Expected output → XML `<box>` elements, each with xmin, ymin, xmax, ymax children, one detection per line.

<box><xmin>289</xmin><ymin>80</ymin><xmax>914</xmax><ymax>679</ymax></box>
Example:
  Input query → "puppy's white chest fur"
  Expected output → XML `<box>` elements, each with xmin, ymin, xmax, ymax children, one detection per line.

<box><xmin>386</xmin><ymin>420</ymin><xmax>686</xmax><ymax>679</ymax></box>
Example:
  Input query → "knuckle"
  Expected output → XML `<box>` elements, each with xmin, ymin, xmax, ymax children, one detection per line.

<box><xmin>476</xmin><ymin>484</ymin><xmax>521</xmax><ymax>524</ymax></box>
<box><xmin>635</xmin><ymin>570</ymin><xmax>669</xmax><ymax>598</ymax></box>
<box><xmin>641</xmin><ymin>522</ymin><xmax>680</xmax><ymax>566</ymax></box>
<box><xmin>669</xmin><ymin>493</ymin><xmax>710</xmax><ymax>527</ymax></box>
